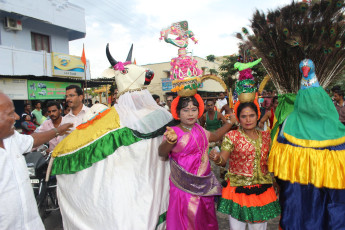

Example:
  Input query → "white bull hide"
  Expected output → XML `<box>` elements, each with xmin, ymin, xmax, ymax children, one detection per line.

<box><xmin>56</xmin><ymin>76</ymin><xmax>171</xmax><ymax>229</ymax></box>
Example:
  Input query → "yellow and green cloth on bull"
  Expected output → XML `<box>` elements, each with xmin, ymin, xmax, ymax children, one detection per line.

<box><xmin>52</xmin><ymin>107</ymin><xmax>175</xmax><ymax>175</ymax></box>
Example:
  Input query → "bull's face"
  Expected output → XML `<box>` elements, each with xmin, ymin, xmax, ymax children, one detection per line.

<box><xmin>106</xmin><ymin>44</ymin><xmax>154</xmax><ymax>94</ymax></box>
<box><xmin>113</xmin><ymin>64</ymin><xmax>153</xmax><ymax>93</ymax></box>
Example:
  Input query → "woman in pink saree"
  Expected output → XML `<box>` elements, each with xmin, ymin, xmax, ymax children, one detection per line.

<box><xmin>159</xmin><ymin>96</ymin><xmax>237</xmax><ymax>230</ymax></box>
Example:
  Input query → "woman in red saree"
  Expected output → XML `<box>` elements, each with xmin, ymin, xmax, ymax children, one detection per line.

<box><xmin>210</xmin><ymin>102</ymin><xmax>280</xmax><ymax>230</ymax></box>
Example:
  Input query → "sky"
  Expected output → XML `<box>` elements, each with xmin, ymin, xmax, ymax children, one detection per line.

<box><xmin>68</xmin><ymin>0</ymin><xmax>292</xmax><ymax>79</ymax></box>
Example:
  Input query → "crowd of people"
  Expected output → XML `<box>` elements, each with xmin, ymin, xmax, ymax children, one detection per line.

<box><xmin>1</xmin><ymin>82</ymin><xmax>345</xmax><ymax>230</ymax></box>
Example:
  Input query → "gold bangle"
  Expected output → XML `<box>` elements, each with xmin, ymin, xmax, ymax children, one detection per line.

<box><xmin>215</xmin><ymin>155</ymin><xmax>223</xmax><ymax>165</ymax></box>
<box><xmin>166</xmin><ymin>139</ymin><xmax>177</xmax><ymax>145</ymax></box>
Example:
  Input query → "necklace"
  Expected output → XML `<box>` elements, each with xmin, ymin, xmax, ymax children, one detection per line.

<box><xmin>243</xmin><ymin>128</ymin><xmax>259</xmax><ymax>140</ymax></box>
<box><xmin>189</xmin><ymin>126</ymin><xmax>208</xmax><ymax>164</ymax></box>
<box><xmin>181</xmin><ymin>124</ymin><xmax>193</xmax><ymax>131</ymax></box>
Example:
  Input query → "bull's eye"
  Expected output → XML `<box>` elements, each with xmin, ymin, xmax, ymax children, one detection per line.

<box><xmin>122</xmin><ymin>69</ymin><xmax>128</xmax><ymax>74</ymax></box>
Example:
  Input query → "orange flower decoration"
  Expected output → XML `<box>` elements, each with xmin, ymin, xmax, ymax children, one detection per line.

<box><xmin>170</xmin><ymin>94</ymin><xmax>204</xmax><ymax>120</ymax></box>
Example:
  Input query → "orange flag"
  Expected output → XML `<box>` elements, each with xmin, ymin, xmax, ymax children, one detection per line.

<box><xmin>81</xmin><ymin>44</ymin><xmax>87</xmax><ymax>66</ymax></box>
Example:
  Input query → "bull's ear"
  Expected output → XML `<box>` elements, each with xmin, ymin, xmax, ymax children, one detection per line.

<box><xmin>144</xmin><ymin>70</ymin><xmax>154</xmax><ymax>85</ymax></box>
<box><xmin>106</xmin><ymin>43</ymin><xmax>118</xmax><ymax>67</ymax></box>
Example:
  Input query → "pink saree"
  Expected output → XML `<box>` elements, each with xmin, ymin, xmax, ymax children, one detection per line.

<box><xmin>166</xmin><ymin>123</ymin><xmax>220</xmax><ymax>230</ymax></box>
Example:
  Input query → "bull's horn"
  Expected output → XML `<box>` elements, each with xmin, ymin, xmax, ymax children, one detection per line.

<box><xmin>106</xmin><ymin>43</ymin><xmax>118</xmax><ymax>67</ymax></box>
<box><xmin>126</xmin><ymin>44</ymin><xmax>133</xmax><ymax>62</ymax></box>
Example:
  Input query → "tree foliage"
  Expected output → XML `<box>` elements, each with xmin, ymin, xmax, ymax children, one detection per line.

<box><xmin>206</xmin><ymin>54</ymin><xmax>216</xmax><ymax>62</ymax></box>
<box><xmin>219</xmin><ymin>53</ymin><xmax>272</xmax><ymax>92</ymax></box>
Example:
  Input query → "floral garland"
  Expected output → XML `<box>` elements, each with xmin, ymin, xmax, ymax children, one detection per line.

<box><xmin>113</xmin><ymin>61</ymin><xmax>131</xmax><ymax>71</ymax></box>
<box><xmin>170</xmin><ymin>56</ymin><xmax>202</xmax><ymax>79</ymax></box>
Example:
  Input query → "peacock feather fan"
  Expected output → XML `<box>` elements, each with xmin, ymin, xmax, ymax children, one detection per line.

<box><xmin>237</xmin><ymin>0</ymin><xmax>345</xmax><ymax>94</ymax></box>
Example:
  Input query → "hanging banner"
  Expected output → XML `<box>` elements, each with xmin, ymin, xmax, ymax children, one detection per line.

<box><xmin>52</xmin><ymin>52</ymin><xmax>85</xmax><ymax>78</ymax></box>
<box><xmin>27</xmin><ymin>80</ymin><xmax>81</xmax><ymax>100</ymax></box>
<box><xmin>0</xmin><ymin>78</ymin><xmax>28</xmax><ymax>100</ymax></box>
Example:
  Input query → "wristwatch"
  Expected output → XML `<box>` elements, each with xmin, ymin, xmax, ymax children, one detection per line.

<box><xmin>53</xmin><ymin>128</ymin><xmax>59</xmax><ymax>137</ymax></box>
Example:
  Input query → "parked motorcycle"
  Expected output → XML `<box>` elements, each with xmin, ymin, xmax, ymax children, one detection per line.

<box><xmin>25</xmin><ymin>145</ymin><xmax>59</xmax><ymax>219</ymax></box>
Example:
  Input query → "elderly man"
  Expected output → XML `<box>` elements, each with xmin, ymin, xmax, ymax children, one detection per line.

<box><xmin>0</xmin><ymin>93</ymin><xmax>72</xmax><ymax>230</ymax></box>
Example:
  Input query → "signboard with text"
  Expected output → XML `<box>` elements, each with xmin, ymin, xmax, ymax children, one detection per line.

<box><xmin>27</xmin><ymin>80</ymin><xmax>81</xmax><ymax>100</ymax></box>
<box><xmin>0</xmin><ymin>78</ymin><xmax>28</xmax><ymax>100</ymax></box>
<box><xmin>52</xmin><ymin>52</ymin><xmax>85</xmax><ymax>78</ymax></box>
<box><xmin>161</xmin><ymin>78</ymin><xmax>173</xmax><ymax>91</ymax></box>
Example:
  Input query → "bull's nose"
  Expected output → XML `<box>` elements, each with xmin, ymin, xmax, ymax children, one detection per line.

<box><xmin>146</xmin><ymin>69</ymin><xmax>154</xmax><ymax>76</ymax></box>
<box><xmin>144</xmin><ymin>69</ymin><xmax>155</xmax><ymax>85</ymax></box>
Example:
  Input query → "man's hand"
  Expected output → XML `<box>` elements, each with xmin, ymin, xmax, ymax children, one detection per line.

<box><xmin>32</xmin><ymin>123</ymin><xmax>73</xmax><ymax>148</ymax></box>
<box><xmin>57</xmin><ymin>123</ymin><xmax>73</xmax><ymax>136</ymax></box>
<box><xmin>258</xmin><ymin>121</ymin><xmax>264</xmax><ymax>129</ymax></box>
<box><xmin>229</xmin><ymin>114</ymin><xmax>237</xmax><ymax>125</ymax></box>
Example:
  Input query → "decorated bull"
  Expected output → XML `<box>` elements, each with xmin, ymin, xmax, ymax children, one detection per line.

<box><xmin>51</xmin><ymin>44</ymin><xmax>173</xmax><ymax>230</ymax></box>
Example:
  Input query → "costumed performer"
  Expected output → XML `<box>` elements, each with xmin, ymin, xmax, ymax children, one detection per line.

<box><xmin>159</xmin><ymin>96</ymin><xmax>237</xmax><ymax>230</ymax></box>
<box><xmin>209</xmin><ymin>58</ymin><xmax>281</xmax><ymax>230</ymax></box>
<box><xmin>269</xmin><ymin>59</ymin><xmax>345</xmax><ymax>230</ymax></box>
<box><xmin>158</xmin><ymin>21</ymin><xmax>238</xmax><ymax>230</ymax></box>
<box><xmin>50</xmin><ymin>44</ymin><xmax>173</xmax><ymax>230</ymax></box>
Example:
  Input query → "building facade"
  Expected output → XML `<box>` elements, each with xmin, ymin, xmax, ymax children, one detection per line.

<box><xmin>0</xmin><ymin>0</ymin><xmax>89</xmax><ymax>102</ymax></box>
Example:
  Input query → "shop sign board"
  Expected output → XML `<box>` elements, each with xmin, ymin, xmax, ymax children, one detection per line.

<box><xmin>0</xmin><ymin>78</ymin><xmax>28</xmax><ymax>100</ymax></box>
<box><xmin>27</xmin><ymin>80</ymin><xmax>81</xmax><ymax>100</ymax></box>
<box><xmin>52</xmin><ymin>52</ymin><xmax>85</xmax><ymax>78</ymax></box>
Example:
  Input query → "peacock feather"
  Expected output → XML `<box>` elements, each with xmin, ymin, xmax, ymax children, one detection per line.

<box><xmin>236</xmin><ymin>0</ymin><xmax>345</xmax><ymax>93</ymax></box>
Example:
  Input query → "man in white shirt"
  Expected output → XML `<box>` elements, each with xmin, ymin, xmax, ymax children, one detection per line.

<box><xmin>60</xmin><ymin>85</ymin><xmax>89</xmax><ymax>139</ymax></box>
<box><xmin>0</xmin><ymin>93</ymin><xmax>72</xmax><ymax>230</ymax></box>
<box><xmin>215</xmin><ymin>92</ymin><xmax>228</xmax><ymax>114</ymax></box>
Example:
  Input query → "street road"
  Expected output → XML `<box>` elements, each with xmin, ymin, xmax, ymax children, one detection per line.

<box><xmin>44</xmin><ymin>209</ymin><xmax>280</xmax><ymax>230</ymax></box>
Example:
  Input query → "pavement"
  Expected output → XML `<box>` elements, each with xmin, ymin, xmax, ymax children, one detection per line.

<box><xmin>44</xmin><ymin>209</ymin><xmax>279</xmax><ymax>230</ymax></box>
<box><xmin>217</xmin><ymin>211</ymin><xmax>280</xmax><ymax>230</ymax></box>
